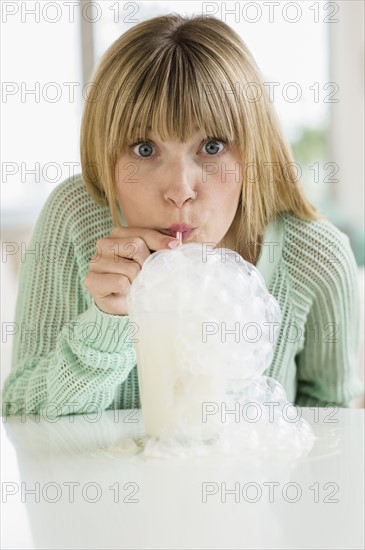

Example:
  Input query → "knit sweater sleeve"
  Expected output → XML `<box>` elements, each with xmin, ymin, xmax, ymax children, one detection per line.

<box><xmin>293</xmin><ymin>220</ymin><xmax>363</xmax><ymax>408</ymax></box>
<box><xmin>2</xmin><ymin>176</ymin><xmax>138</xmax><ymax>416</ymax></box>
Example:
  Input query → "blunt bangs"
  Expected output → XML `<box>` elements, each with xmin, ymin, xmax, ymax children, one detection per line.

<box><xmin>108</xmin><ymin>43</ymin><xmax>243</xmax><ymax>158</ymax></box>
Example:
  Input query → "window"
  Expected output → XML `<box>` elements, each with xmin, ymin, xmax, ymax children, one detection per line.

<box><xmin>2</xmin><ymin>3</ymin><xmax>82</xmax><ymax>228</ymax></box>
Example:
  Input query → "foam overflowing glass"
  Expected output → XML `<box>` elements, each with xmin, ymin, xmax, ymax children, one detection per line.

<box><xmin>127</xmin><ymin>243</ymin><xmax>315</xmax><ymax>458</ymax></box>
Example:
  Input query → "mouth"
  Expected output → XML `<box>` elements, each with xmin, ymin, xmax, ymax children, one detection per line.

<box><xmin>160</xmin><ymin>224</ymin><xmax>197</xmax><ymax>240</ymax></box>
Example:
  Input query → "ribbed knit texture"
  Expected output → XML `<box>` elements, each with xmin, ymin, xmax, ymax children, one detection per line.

<box><xmin>2</xmin><ymin>174</ymin><xmax>363</xmax><ymax>414</ymax></box>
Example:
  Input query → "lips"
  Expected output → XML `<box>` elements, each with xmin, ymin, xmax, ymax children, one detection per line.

<box><xmin>160</xmin><ymin>224</ymin><xmax>196</xmax><ymax>239</ymax></box>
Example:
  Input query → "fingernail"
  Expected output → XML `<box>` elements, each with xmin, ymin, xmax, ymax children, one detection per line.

<box><xmin>168</xmin><ymin>240</ymin><xmax>180</xmax><ymax>249</ymax></box>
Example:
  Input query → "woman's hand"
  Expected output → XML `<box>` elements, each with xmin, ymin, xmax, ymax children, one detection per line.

<box><xmin>84</xmin><ymin>227</ymin><xmax>179</xmax><ymax>315</ymax></box>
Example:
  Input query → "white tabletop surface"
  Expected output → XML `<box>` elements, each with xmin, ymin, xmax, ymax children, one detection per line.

<box><xmin>1</xmin><ymin>407</ymin><xmax>364</xmax><ymax>550</ymax></box>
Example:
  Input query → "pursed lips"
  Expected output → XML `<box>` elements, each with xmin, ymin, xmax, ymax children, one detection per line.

<box><xmin>159</xmin><ymin>224</ymin><xmax>196</xmax><ymax>239</ymax></box>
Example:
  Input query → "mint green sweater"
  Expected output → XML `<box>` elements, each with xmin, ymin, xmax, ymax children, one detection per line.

<box><xmin>2</xmin><ymin>174</ymin><xmax>363</xmax><ymax>414</ymax></box>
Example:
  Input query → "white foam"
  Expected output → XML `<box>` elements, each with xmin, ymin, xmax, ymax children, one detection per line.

<box><xmin>127</xmin><ymin>243</ymin><xmax>315</xmax><ymax>458</ymax></box>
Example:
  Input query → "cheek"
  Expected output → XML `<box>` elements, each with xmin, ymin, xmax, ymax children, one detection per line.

<box><xmin>210</xmin><ymin>164</ymin><xmax>242</xmax><ymax>204</ymax></box>
<box><xmin>215</xmin><ymin>158</ymin><xmax>242</xmax><ymax>187</ymax></box>
<box><xmin>115</xmin><ymin>161</ymin><xmax>158</xmax><ymax>200</ymax></box>
<box><xmin>115</xmin><ymin>163</ymin><xmax>137</xmax><ymax>193</ymax></box>
<box><xmin>115</xmin><ymin>163</ymin><xmax>126</xmax><ymax>193</ymax></box>
<box><xmin>114</xmin><ymin>162</ymin><xmax>154</xmax><ymax>225</ymax></box>
<box><xmin>115</xmin><ymin>164</ymin><xmax>137</xmax><ymax>220</ymax></box>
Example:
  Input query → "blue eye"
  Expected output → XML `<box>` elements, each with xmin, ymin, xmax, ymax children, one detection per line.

<box><xmin>203</xmin><ymin>140</ymin><xmax>224</xmax><ymax>155</ymax></box>
<box><xmin>133</xmin><ymin>142</ymin><xmax>154</xmax><ymax>158</ymax></box>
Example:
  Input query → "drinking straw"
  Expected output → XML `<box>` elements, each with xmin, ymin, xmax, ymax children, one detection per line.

<box><xmin>176</xmin><ymin>231</ymin><xmax>183</xmax><ymax>244</ymax></box>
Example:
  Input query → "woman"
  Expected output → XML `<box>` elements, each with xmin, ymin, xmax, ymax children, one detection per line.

<box><xmin>2</xmin><ymin>14</ymin><xmax>362</xmax><ymax>416</ymax></box>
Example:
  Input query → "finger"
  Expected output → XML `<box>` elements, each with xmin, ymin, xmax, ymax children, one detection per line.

<box><xmin>95</xmin><ymin>294</ymin><xmax>129</xmax><ymax>316</ymax></box>
<box><xmin>84</xmin><ymin>272</ymin><xmax>131</xmax><ymax>298</ymax></box>
<box><xmin>89</xmin><ymin>256</ymin><xmax>141</xmax><ymax>282</ymax></box>
<box><xmin>108</xmin><ymin>227</ymin><xmax>180</xmax><ymax>252</ymax></box>
<box><xmin>96</xmin><ymin>236</ymin><xmax>150</xmax><ymax>267</ymax></box>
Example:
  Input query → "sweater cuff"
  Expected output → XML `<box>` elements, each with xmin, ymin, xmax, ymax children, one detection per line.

<box><xmin>73</xmin><ymin>300</ymin><xmax>137</xmax><ymax>354</ymax></box>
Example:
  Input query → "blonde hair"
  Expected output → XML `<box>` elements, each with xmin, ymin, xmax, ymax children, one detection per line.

<box><xmin>80</xmin><ymin>13</ymin><xmax>322</xmax><ymax>263</ymax></box>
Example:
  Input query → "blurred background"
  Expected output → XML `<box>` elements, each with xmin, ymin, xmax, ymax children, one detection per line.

<box><xmin>1</xmin><ymin>0</ymin><xmax>364</xmax><ymax>403</ymax></box>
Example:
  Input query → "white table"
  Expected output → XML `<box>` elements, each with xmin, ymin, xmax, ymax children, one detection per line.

<box><xmin>1</xmin><ymin>408</ymin><xmax>364</xmax><ymax>550</ymax></box>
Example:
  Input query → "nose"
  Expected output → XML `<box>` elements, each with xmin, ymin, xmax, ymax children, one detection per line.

<box><xmin>163</xmin><ymin>161</ymin><xmax>197</xmax><ymax>208</ymax></box>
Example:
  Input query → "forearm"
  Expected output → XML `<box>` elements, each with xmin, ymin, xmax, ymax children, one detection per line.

<box><xmin>2</xmin><ymin>302</ymin><xmax>138</xmax><ymax>416</ymax></box>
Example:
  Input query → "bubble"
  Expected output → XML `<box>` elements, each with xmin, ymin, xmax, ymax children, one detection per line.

<box><xmin>127</xmin><ymin>243</ymin><xmax>315</xmax><ymax>458</ymax></box>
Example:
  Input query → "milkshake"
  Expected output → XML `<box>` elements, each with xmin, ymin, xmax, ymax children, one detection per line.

<box><xmin>126</xmin><ymin>243</ymin><xmax>281</xmax><ymax>441</ymax></box>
